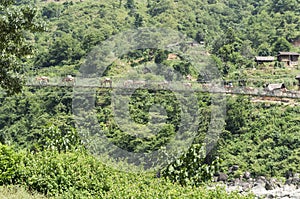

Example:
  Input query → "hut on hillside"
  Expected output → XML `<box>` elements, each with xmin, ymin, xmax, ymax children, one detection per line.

<box><xmin>264</xmin><ymin>83</ymin><xmax>286</xmax><ymax>92</ymax></box>
<box><xmin>277</xmin><ymin>52</ymin><xmax>299</xmax><ymax>66</ymax></box>
<box><xmin>254</xmin><ymin>56</ymin><xmax>275</xmax><ymax>65</ymax></box>
<box><xmin>167</xmin><ymin>53</ymin><xmax>178</xmax><ymax>60</ymax></box>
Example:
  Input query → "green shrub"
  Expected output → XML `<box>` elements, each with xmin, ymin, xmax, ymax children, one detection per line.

<box><xmin>0</xmin><ymin>144</ymin><xmax>254</xmax><ymax>198</ymax></box>
<box><xmin>102</xmin><ymin>171</ymin><xmax>254</xmax><ymax>199</ymax></box>
<box><xmin>161</xmin><ymin>144</ymin><xmax>221</xmax><ymax>186</ymax></box>
<box><xmin>21</xmin><ymin>151</ymin><xmax>109</xmax><ymax>197</ymax></box>
<box><xmin>0</xmin><ymin>144</ymin><xmax>25</xmax><ymax>185</ymax></box>
<box><xmin>0</xmin><ymin>144</ymin><xmax>109</xmax><ymax>197</ymax></box>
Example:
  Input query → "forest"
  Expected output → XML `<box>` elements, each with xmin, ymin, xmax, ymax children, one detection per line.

<box><xmin>0</xmin><ymin>0</ymin><xmax>299</xmax><ymax>198</ymax></box>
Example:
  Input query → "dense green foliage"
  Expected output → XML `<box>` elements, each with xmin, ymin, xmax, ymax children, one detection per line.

<box><xmin>0</xmin><ymin>87</ymin><xmax>75</xmax><ymax>151</ymax></box>
<box><xmin>0</xmin><ymin>144</ymin><xmax>254</xmax><ymax>198</ymax></box>
<box><xmin>0</xmin><ymin>0</ymin><xmax>300</xmax><ymax>198</ymax></box>
<box><xmin>0</xmin><ymin>144</ymin><xmax>109</xmax><ymax>197</ymax></box>
<box><xmin>1</xmin><ymin>88</ymin><xmax>299</xmax><ymax>179</ymax></box>
<box><xmin>161</xmin><ymin>144</ymin><xmax>222</xmax><ymax>186</ymax></box>
<box><xmin>10</xmin><ymin>0</ymin><xmax>298</xmax><ymax>78</ymax></box>
<box><xmin>220</xmin><ymin>96</ymin><xmax>300</xmax><ymax>177</ymax></box>
<box><xmin>0</xmin><ymin>0</ymin><xmax>44</xmax><ymax>94</ymax></box>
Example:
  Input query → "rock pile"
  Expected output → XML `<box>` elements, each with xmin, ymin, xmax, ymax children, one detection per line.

<box><xmin>212</xmin><ymin>166</ymin><xmax>300</xmax><ymax>198</ymax></box>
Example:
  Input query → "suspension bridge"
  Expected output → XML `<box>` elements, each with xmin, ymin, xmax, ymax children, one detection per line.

<box><xmin>25</xmin><ymin>77</ymin><xmax>300</xmax><ymax>101</ymax></box>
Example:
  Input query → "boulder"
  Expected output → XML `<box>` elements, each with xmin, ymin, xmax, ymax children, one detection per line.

<box><xmin>291</xmin><ymin>177</ymin><xmax>299</xmax><ymax>186</ymax></box>
<box><xmin>232</xmin><ymin>178</ymin><xmax>242</xmax><ymax>186</ymax></box>
<box><xmin>232</xmin><ymin>165</ymin><xmax>239</xmax><ymax>171</ymax></box>
<box><xmin>228</xmin><ymin>165</ymin><xmax>239</xmax><ymax>174</ymax></box>
<box><xmin>285</xmin><ymin>169</ymin><xmax>294</xmax><ymax>179</ymax></box>
<box><xmin>265</xmin><ymin>180</ymin><xmax>276</xmax><ymax>190</ymax></box>
<box><xmin>241</xmin><ymin>181</ymin><xmax>252</xmax><ymax>191</ymax></box>
<box><xmin>254</xmin><ymin>178</ymin><xmax>266</xmax><ymax>188</ymax></box>
<box><xmin>285</xmin><ymin>178</ymin><xmax>293</xmax><ymax>185</ymax></box>
<box><xmin>243</xmin><ymin>171</ymin><xmax>251</xmax><ymax>179</ymax></box>
<box><xmin>217</xmin><ymin>172</ymin><xmax>228</xmax><ymax>182</ymax></box>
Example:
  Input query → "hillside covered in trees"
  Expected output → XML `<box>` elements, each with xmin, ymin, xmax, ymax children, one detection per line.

<box><xmin>0</xmin><ymin>0</ymin><xmax>300</xmax><ymax>198</ymax></box>
<box><xmin>25</xmin><ymin>0</ymin><xmax>300</xmax><ymax>72</ymax></box>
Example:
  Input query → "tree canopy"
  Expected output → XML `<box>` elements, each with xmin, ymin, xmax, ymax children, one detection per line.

<box><xmin>0</xmin><ymin>0</ymin><xmax>44</xmax><ymax>95</ymax></box>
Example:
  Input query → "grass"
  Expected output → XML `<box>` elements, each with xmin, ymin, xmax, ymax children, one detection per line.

<box><xmin>0</xmin><ymin>186</ymin><xmax>47</xmax><ymax>199</ymax></box>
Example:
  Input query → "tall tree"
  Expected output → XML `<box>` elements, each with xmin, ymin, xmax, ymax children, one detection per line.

<box><xmin>0</xmin><ymin>0</ymin><xmax>44</xmax><ymax>95</ymax></box>
<box><xmin>273</xmin><ymin>37</ymin><xmax>292</xmax><ymax>53</ymax></box>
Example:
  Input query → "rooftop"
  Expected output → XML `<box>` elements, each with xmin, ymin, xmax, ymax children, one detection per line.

<box><xmin>277</xmin><ymin>52</ymin><xmax>300</xmax><ymax>56</ymax></box>
<box><xmin>265</xmin><ymin>83</ymin><xmax>285</xmax><ymax>91</ymax></box>
<box><xmin>255</xmin><ymin>56</ymin><xmax>275</xmax><ymax>61</ymax></box>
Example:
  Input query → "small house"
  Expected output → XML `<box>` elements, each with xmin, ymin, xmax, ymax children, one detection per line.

<box><xmin>277</xmin><ymin>52</ymin><xmax>300</xmax><ymax>66</ymax></box>
<box><xmin>167</xmin><ymin>53</ymin><xmax>178</xmax><ymax>60</ymax></box>
<box><xmin>264</xmin><ymin>83</ymin><xmax>286</xmax><ymax>92</ymax></box>
<box><xmin>254</xmin><ymin>56</ymin><xmax>275</xmax><ymax>65</ymax></box>
<box><xmin>186</xmin><ymin>41</ymin><xmax>204</xmax><ymax>47</ymax></box>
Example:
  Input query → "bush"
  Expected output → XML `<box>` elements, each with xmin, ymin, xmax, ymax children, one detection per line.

<box><xmin>22</xmin><ymin>151</ymin><xmax>109</xmax><ymax>197</ymax></box>
<box><xmin>0</xmin><ymin>144</ymin><xmax>24</xmax><ymax>185</ymax></box>
<box><xmin>0</xmin><ymin>144</ymin><xmax>109</xmax><ymax>197</ymax></box>
<box><xmin>0</xmin><ymin>144</ymin><xmax>254</xmax><ymax>198</ymax></box>
<box><xmin>161</xmin><ymin>144</ymin><xmax>221</xmax><ymax>186</ymax></box>
<box><xmin>102</xmin><ymin>171</ymin><xmax>254</xmax><ymax>199</ymax></box>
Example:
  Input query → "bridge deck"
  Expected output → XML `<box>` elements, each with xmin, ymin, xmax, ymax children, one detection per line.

<box><xmin>25</xmin><ymin>83</ymin><xmax>300</xmax><ymax>99</ymax></box>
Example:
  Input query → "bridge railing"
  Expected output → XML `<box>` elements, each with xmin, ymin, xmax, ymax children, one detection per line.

<box><xmin>24</xmin><ymin>77</ymin><xmax>300</xmax><ymax>99</ymax></box>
